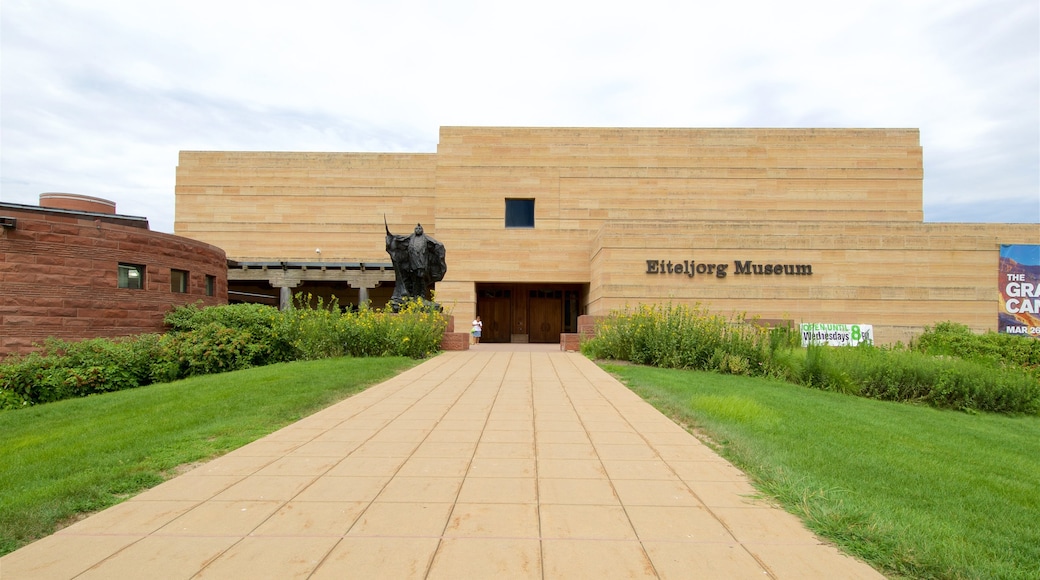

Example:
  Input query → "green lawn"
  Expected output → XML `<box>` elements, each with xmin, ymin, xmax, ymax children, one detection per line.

<box><xmin>5</xmin><ymin>354</ymin><xmax>1038</xmax><ymax>578</ymax></box>
<box><xmin>0</xmin><ymin>356</ymin><xmax>417</xmax><ymax>556</ymax></box>
<box><xmin>605</xmin><ymin>363</ymin><xmax>1040</xmax><ymax>580</ymax></box>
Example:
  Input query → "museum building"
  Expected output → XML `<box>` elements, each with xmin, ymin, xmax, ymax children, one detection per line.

<box><xmin>1</xmin><ymin>194</ymin><xmax>227</xmax><ymax>356</ymax></box>
<box><xmin>174</xmin><ymin>127</ymin><xmax>1040</xmax><ymax>345</ymax></box>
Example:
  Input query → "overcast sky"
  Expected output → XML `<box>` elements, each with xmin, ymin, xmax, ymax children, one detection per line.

<box><xmin>2</xmin><ymin>0</ymin><xmax>1037</xmax><ymax>233</ymax></box>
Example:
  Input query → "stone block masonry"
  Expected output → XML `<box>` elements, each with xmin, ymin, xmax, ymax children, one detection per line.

<box><xmin>1</xmin><ymin>203</ymin><xmax>227</xmax><ymax>357</ymax></box>
<box><xmin>172</xmin><ymin>127</ymin><xmax>1040</xmax><ymax>344</ymax></box>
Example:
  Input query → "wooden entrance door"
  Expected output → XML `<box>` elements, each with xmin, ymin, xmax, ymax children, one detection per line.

<box><xmin>528</xmin><ymin>294</ymin><xmax>562</xmax><ymax>343</ymax></box>
<box><xmin>477</xmin><ymin>296</ymin><xmax>512</xmax><ymax>343</ymax></box>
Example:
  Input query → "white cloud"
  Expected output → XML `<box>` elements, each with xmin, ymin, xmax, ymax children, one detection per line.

<box><xmin>2</xmin><ymin>0</ymin><xmax>1037</xmax><ymax>232</ymax></box>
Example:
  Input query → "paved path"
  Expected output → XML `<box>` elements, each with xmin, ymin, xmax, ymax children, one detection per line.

<box><xmin>2</xmin><ymin>348</ymin><xmax>883</xmax><ymax>579</ymax></box>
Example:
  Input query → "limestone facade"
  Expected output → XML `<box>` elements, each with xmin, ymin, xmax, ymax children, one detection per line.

<box><xmin>174</xmin><ymin>127</ymin><xmax>1039</xmax><ymax>344</ymax></box>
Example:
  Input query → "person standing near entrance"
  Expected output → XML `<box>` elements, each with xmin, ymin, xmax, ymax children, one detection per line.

<box><xmin>471</xmin><ymin>316</ymin><xmax>482</xmax><ymax>344</ymax></box>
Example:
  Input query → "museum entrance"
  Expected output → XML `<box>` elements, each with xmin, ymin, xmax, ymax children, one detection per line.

<box><xmin>475</xmin><ymin>283</ymin><xmax>585</xmax><ymax>344</ymax></box>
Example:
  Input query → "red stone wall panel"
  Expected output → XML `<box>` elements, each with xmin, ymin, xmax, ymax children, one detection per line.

<box><xmin>0</xmin><ymin>205</ymin><xmax>228</xmax><ymax>357</ymax></box>
<box><xmin>440</xmin><ymin>332</ymin><xmax>470</xmax><ymax>351</ymax></box>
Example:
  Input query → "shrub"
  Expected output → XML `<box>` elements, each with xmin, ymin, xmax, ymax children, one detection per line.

<box><xmin>0</xmin><ymin>295</ymin><xmax>449</xmax><ymax>411</ymax></box>
<box><xmin>926</xmin><ymin>358</ymin><xmax>1039</xmax><ymax>414</ymax></box>
<box><xmin>383</xmin><ymin>299</ymin><xmax>450</xmax><ymax>358</ymax></box>
<box><xmin>0</xmin><ymin>351</ymin><xmax>61</xmax><ymax>408</ymax></box>
<box><xmin>0</xmin><ymin>336</ymin><xmax>162</xmax><ymax>407</ymax></box>
<box><xmin>582</xmin><ymin>304</ymin><xmax>1040</xmax><ymax>415</ymax></box>
<box><xmin>913</xmin><ymin>321</ymin><xmax>1040</xmax><ymax>375</ymax></box>
<box><xmin>164</xmin><ymin>302</ymin><xmax>293</xmax><ymax>365</ymax></box>
<box><xmin>277</xmin><ymin>295</ymin><xmax>448</xmax><ymax>360</ymax></box>
<box><xmin>582</xmin><ymin>303</ymin><xmax>778</xmax><ymax>378</ymax></box>
<box><xmin>164</xmin><ymin>302</ymin><xmax>273</xmax><ymax>334</ymax></box>
<box><xmin>282</xmin><ymin>295</ymin><xmax>347</xmax><ymax>360</ymax></box>
<box><xmin>804</xmin><ymin>344</ymin><xmax>1040</xmax><ymax>414</ymax></box>
<box><xmin>0</xmin><ymin>385</ymin><xmax>31</xmax><ymax>410</ymax></box>
<box><xmin>838</xmin><ymin>347</ymin><xmax>931</xmax><ymax>401</ymax></box>
<box><xmin>152</xmin><ymin>323</ymin><xmax>270</xmax><ymax>380</ymax></box>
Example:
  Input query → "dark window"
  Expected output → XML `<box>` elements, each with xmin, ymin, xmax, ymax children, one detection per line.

<box><xmin>205</xmin><ymin>275</ymin><xmax>215</xmax><ymax>297</ymax></box>
<box><xmin>564</xmin><ymin>290</ymin><xmax>581</xmax><ymax>333</ymax></box>
<box><xmin>171</xmin><ymin>269</ymin><xmax>188</xmax><ymax>293</ymax></box>
<box><xmin>505</xmin><ymin>198</ymin><xmax>535</xmax><ymax>228</ymax></box>
<box><xmin>118</xmin><ymin>263</ymin><xmax>145</xmax><ymax>289</ymax></box>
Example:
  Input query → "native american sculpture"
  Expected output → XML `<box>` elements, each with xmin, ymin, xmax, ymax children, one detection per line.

<box><xmin>385</xmin><ymin>218</ymin><xmax>446</xmax><ymax>311</ymax></box>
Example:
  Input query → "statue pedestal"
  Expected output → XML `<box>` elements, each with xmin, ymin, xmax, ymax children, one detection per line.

<box><xmin>440</xmin><ymin>332</ymin><xmax>470</xmax><ymax>350</ymax></box>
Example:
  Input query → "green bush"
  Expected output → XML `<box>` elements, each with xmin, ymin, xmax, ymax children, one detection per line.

<box><xmin>277</xmin><ymin>295</ymin><xmax>448</xmax><ymax>360</ymax></box>
<box><xmin>281</xmin><ymin>295</ymin><xmax>346</xmax><ymax>360</ymax></box>
<box><xmin>926</xmin><ymin>358</ymin><xmax>1039</xmax><ymax>414</ymax></box>
<box><xmin>383</xmin><ymin>299</ymin><xmax>450</xmax><ymax>358</ymax></box>
<box><xmin>761</xmin><ymin>347</ymin><xmax>802</xmax><ymax>383</ymax></box>
<box><xmin>839</xmin><ymin>347</ymin><xmax>937</xmax><ymax>401</ymax></box>
<box><xmin>582</xmin><ymin>304</ymin><xmax>1040</xmax><ymax>415</ymax></box>
<box><xmin>1</xmin><ymin>296</ymin><xmax>448</xmax><ymax>411</ymax></box>
<box><xmin>581</xmin><ymin>303</ymin><xmax>784</xmax><ymax>378</ymax></box>
<box><xmin>0</xmin><ymin>352</ymin><xmax>61</xmax><ymax>408</ymax></box>
<box><xmin>913</xmin><ymin>321</ymin><xmax>1040</xmax><ymax>374</ymax></box>
<box><xmin>0</xmin><ymin>336</ymin><xmax>162</xmax><ymax>408</ymax></box>
<box><xmin>164</xmin><ymin>301</ymin><xmax>275</xmax><ymax>334</ymax></box>
<box><xmin>800</xmin><ymin>344</ymin><xmax>856</xmax><ymax>394</ymax></box>
<box><xmin>0</xmin><ymin>385</ymin><xmax>30</xmax><ymax>410</ymax></box>
<box><xmin>800</xmin><ymin>343</ymin><xmax>1040</xmax><ymax>414</ymax></box>
<box><xmin>151</xmin><ymin>323</ymin><xmax>271</xmax><ymax>380</ymax></box>
<box><xmin>163</xmin><ymin>302</ymin><xmax>293</xmax><ymax>364</ymax></box>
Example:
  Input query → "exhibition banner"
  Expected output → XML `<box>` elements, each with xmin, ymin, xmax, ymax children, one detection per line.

<box><xmin>800</xmin><ymin>323</ymin><xmax>874</xmax><ymax>347</ymax></box>
<box><xmin>999</xmin><ymin>244</ymin><xmax>1040</xmax><ymax>338</ymax></box>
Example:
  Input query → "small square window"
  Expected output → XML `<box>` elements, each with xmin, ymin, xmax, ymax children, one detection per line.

<box><xmin>118</xmin><ymin>263</ymin><xmax>145</xmax><ymax>289</ymax></box>
<box><xmin>205</xmin><ymin>275</ymin><xmax>216</xmax><ymax>296</ymax></box>
<box><xmin>505</xmin><ymin>198</ymin><xmax>535</xmax><ymax>228</ymax></box>
<box><xmin>171</xmin><ymin>269</ymin><xmax>189</xmax><ymax>293</ymax></box>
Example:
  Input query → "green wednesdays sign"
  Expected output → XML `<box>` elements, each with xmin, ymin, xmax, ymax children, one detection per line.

<box><xmin>800</xmin><ymin>323</ymin><xmax>874</xmax><ymax>347</ymax></box>
<box><xmin>645</xmin><ymin>259</ymin><xmax>813</xmax><ymax>279</ymax></box>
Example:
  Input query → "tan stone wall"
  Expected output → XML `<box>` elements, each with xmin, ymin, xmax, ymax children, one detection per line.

<box><xmin>432</xmin><ymin>126</ymin><xmax>924</xmax><ymax>325</ymax></box>
<box><xmin>171</xmin><ymin>127</ymin><xmax>1039</xmax><ymax>343</ymax></box>
<box><xmin>589</xmin><ymin>221</ymin><xmax>1040</xmax><ymax>344</ymax></box>
<box><xmin>175</xmin><ymin>151</ymin><xmax>437</xmax><ymax>262</ymax></box>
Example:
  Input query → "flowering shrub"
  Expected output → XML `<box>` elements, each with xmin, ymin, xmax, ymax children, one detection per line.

<box><xmin>378</xmin><ymin>298</ymin><xmax>449</xmax><ymax>359</ymax></box>
<box><xmin>282</xmin><ymin>295</ymin><xmax>346</xmax><ymax>359</ymax></box>
<box><xmin>279</xmin><ymin>295</ymin><xmax>448</xmax><ymax>359</ymax></box>
<box><xmin>582</xmin><ymin>303</ymin><xmax>794</xmax><ymax>378</ymax></box>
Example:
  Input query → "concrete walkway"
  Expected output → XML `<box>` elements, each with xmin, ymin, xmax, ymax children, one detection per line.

<box><xmin>2</xmin><ymin>348</ymin><xmax>883</xmax><ymax>579</ymax></box>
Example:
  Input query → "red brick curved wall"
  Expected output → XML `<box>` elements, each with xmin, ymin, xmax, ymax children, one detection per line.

<box><xmin>39</xmin><ymin>193</ymin><xmax>117</xmax><ymax>214</ymax></box>
<box><xmin>0</xmin><ymin>205</ymin><xmax>228</xmax><ymax>357</ymax></box>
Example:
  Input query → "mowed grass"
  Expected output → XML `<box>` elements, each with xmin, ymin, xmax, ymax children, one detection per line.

<box><xmin>0</xmin><ymin>356</ymin><xmax>418</xmax><ymax>556</ymax></box>
<box><xmin>605</xmin><ymin>363</ymin><xmax>1040</xmax><ymax>580</ymax></box>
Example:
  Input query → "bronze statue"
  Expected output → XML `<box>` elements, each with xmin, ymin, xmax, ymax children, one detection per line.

<box><xmin>385</xmin><ymin>217</ymin><xmax>446</xmax><ymax>311</ymax></box>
